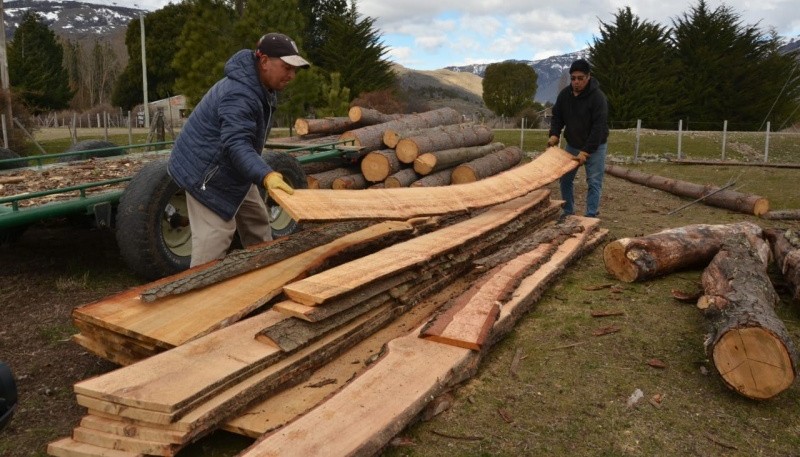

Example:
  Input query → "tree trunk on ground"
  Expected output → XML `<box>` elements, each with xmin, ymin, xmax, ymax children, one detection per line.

<box><xmin>410</xmin><ymin>168</ymin><xmax>453</xmax><ymax>187</ymax></box>
<box><xmin>348</xmin><ymin>107</ymin><xmax>403</xmax><ymax>125</ymax></box>
<box><xmin>697</xmin><ymin>234</ymin><xmax>798</xmax><ymax>400</ymax></box>
<box><xmin>384</xmin><ymin>168</ymin><xmax>420</xmax><ymax>188</ymax></box>
<box><xmin>761</xmin><ymin>210</ymin><xmax>800</xmax><ymax>220</ymax></box>
<box><xmin>361</xmin><ymin>150</ymin><xmax>401</xmax><ymax>182</ymax></box>
<box><xmin>294</xmin><ymin>117</ymin><xmax>358</xmax><ymax>136</ymax></box>
<box><xmin>340</xmin><ymin>107</ymin><xmax>463</xmax><ymax>153</ymax></box>
<box><xmin>450</xmin><ymin>146</ymin><xmax>523</xmax><ymax>184</ymax></box>
<box><xmin>395</xmin><ymin>123</ymin><xmax>494</xmax><ymax>164</ymax></box>
<box><xmin>414</xmin><ymin>142</ymin><xmax>505</xmax><ymax>175</ymax></box>
<box><xmin>603</xmin><ymin>222</ymin><xmax>768</xmax><ymax>282</ymax></box>
<box><xmin>332</xmin><ymin>173</ymin><xmax>368</xmax><ymax>190</ymax></box>
<box><xmin>605</xmin><ymin>164</ymin><xmax>770</xmax><ymax>216</ymax></box>
<box><xmin>765</xmin><ymin>229</ymin><xmax>800</xmax><ymax>303</ymax></box>
<box><xmin>670</xmin><ymin>159</ymin><xmax>800</xmax><ymax>169</ymax></box>
<box><xmin>307</xmin><ymin>168</ymin><xmax>354</xmax><ymax>189</ymax></box>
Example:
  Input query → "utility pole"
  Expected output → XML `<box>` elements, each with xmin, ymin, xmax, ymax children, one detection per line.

<box><xmin>139</xmin><ymin>11</ymin><xmax>149</xmax><ymax>129</ymax></box>
<box><xmin>0</xmin><ymin>0</ymin><xmax>12</xmax><ymax>133</ymax></box>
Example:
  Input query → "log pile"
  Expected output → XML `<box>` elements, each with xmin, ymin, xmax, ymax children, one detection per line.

<box><xmin>48</xmin><ymin>184</ymin><xmax>609</xmax><ymax>456</ymax></box>
<box><xmin>298</xmin><ymin>107</ymin><xmax>524</xmax><ymax>189</ymax></box>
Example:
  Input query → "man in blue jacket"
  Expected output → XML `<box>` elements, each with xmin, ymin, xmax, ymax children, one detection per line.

<box><xmin>169</xmin><ymin>33</ymin><xmax>310</xmax><ymax>267</ymax></box>
<box><xmin>547</xmin><ymin>58</ymin><xmax>609</xmax><ymax>219</ymax></box>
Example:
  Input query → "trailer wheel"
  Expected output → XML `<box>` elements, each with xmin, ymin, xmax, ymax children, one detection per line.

<box><xmin>61</xmin><ymin>140</ymin><xmax>123</xmax><ymax>162</ymax></box>
<box><xmin>0</xmin><ymin>148</ymin><xmax>27</xmax><ymax>169</ymax></box>
<box><xmin>261</xmin><ymin>151</ymin><xmax>307</xmax><ymax>238</ymax></box>
<box><xmin>116</xmin><ymin>158</ymin><xmax>191</xmax><ymax>280</ymax></box>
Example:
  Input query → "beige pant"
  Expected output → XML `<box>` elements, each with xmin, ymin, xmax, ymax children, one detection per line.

<box><xmin>186</xmin><ymin>184</ymin><xmax>272</xmax><ymax>267</ymax></box>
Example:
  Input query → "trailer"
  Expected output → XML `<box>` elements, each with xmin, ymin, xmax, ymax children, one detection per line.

<box><xmin>0</xmin><ymin>138</ymin><xmax>360</xmax><ymax>280</ymax></box>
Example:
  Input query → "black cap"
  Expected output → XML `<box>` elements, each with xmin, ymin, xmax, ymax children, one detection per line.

<box><xmin>569</xmin><ymin>59</ymin><xmax>591</xmax><ymax>74</ymax></box>
<box><xmin>256</xmin><ymin>33</ymin><xmax>310</xmax><ymax>68</ymax></box>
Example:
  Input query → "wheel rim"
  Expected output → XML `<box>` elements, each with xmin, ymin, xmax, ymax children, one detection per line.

<box><xmin>268</xmin><ymin>203</ymin><xmax>293</xmax><ymax>232</ymax></box>
<box><xmin>161</xmin><ymin>191</ymin><xmax>192</xmax><ymax>257</ymax></box>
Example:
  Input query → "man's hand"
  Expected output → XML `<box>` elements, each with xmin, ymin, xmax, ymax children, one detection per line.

<box><xmin>546</xmin><ymin>135</ymin><xmax>559</xmax><ymax>148</ymax></box>
<box><xmin>263</xmin><ymin>172</ymin><xmax>294</xmax><ymax>195</ymax></box>
<box><xmin>572</xmin><ymin>151</ymin><xmax>590</xmax><ymax>165</ymax></box>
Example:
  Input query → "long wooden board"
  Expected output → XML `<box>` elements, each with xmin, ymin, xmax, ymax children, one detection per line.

<box><xmin>269</xmin><ymin>146</ymin><xmax>577</xmax><ymax>221</ymax></box>
<box><xmin>282</xmin><ymin>189</ymin><xmax>552</xmax><ymax>306</ymax></box>
<box><xmin>71</xmin><ymin>220</ymin><xmax>415</xmax><ymax>351</ymax></box>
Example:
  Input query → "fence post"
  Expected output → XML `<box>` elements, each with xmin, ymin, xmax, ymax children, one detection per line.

<box><xmin>634</xmin><ymin>119</ymin><xmax>641</xmax><ymax>160</ymax></box>
<box><xmin>764</xmin><ymin>121</ymin><xmax>770</xmax><ymax>163</ymax></box>
<box><xmin>1</xmin><ymin>114</ymin><xmax>7</xmax><ymax>149</ymax></box>
<box><xmin>677</xmin><ymin>120</ymin><xmax>683</xmax><ymax>159</ymax></box>
<box><xmin>128</xmin><ymin>110</ymin><xmax>133</xmax><ymax>145</ymax></box>
<box><xmin>104</xmin><ymin>112</ymin><xmax>109</xmax><ymax>141</ymax></box>
<box><xmin>519</xmin><ymin>117</ymin><xmax>525</xmax><ymax>149</ymax></box>
<box><xmin>721</xmin><ymin>120</ymin><xmax>727</xmax><ymax>161</ymax></box>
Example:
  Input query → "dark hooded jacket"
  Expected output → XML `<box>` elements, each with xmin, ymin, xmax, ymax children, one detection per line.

<box><xmin>168</xmin><ymin>49</ymin><xmax>275</xmax><ymax>221</ymax></box>
<box><xmin>549</xmin><ymin>77</ymin><xmax>608</xmax><ymax>154</ymax></box>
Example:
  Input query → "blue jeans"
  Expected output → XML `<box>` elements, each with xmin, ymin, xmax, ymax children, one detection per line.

<box><xmin>559</xmin><ymin>143</ymin><xmax>607</xmax><ymax>217</ymax></box>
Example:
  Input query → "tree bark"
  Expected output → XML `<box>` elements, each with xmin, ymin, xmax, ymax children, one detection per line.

<box><xmin>294</xmin><ymin>117</ymin><xmax>358</xmax><ymax>136</ymax></box>
<box><xmin>697</xmin><ymin>234</ymin><xmax>798</xmax><ymax>400</ymax></box>
<box><xmin>410</xmin><ymin>168</ymin><xmax>453</xmax><ymax>187</ymax></box>
<box><xmin>450</xmin><ymin>146</ymin><xmax>523</xmax><ymax>184</ymax></box>
<box><xmin>340</xmin><ymin>107</ymin><xmax>463</xmax><ymax>152</ymax></box>
<box><xmin>414</xmin><ymin>142</ymin><xmax>505</xmax><ymax>175</ymax></box>
<box><xmin>384</xmin><ymin>168</ymin><xmax>420</xmax><ymax>188</ymax></box>
<box><xmin>360</xmin><ymin>149</ymin><xmax>401</xmax><ymax>182</ymax></box>
<box><xmin>765</xmin><ymin>229</ymin><xmax>800</xmax><ymax>303</ymax></box>
<box><xmin>761</xmin><ymin>210</ymin><xmax>800</xmax><ymax>220</ymax></box>
<box><xmin>331</xmin><ymin>173</ymin><xmax>368</xmax><ymax>190</ymax></box>
<box><xmin>347</xmin><ymin>106</ymin><xmax>403</xmax><ymax>125</ymax></box>
<box><xmin>605</xmin><ymin>164</ymin><xmax>770</xmax><ymax>216</ymax></box>
<box><xmin>395</xmin><ymin>123</ymin><xmax>494</xmax><ymax>164</ymax></box>
<box><xmin>307</xmin><ymin>167</ymin><xmax>354</xmax><ymax>189</ymax></box>
<box><xmin>603</xmin><ymin>222</ymin><xmax>768</xmax><ymax>282</ymax></box>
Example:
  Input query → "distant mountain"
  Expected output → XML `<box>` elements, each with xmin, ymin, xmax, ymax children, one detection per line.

<box><xmin>3</xmin><ymin>0</ymin><xmax>141</xmax><ymax>39</ymax></box>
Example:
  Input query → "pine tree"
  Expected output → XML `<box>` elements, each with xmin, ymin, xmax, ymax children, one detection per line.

<box><xmin>482</xmin><ymin>61</ymin><xmax>537</xmax><ymax>117</ymax></box>
<box><xmin>589</xmin><ymin>7</ymin><xmax>677</xmax><ymax>128</ymax></box>
<box><xmin>7</xmin><ymin>12</ymin><xmax>73</xmax><ymax>113</ymax></box>
<box><xmin>298</xmin><ymin>0</ymin><xmax>349</xmax><ymax>64</ymax></box>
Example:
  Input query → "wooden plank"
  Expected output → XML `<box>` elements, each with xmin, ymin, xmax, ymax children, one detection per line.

<box><xmin>72</xmin><ymin>427</ymin><xmax>177</xmax><ymax>456</ymax></box>
<box><xmin>71</xmin><ymin>221</ymin><xmax>415</xmax><ymax>351</ymax></box>
<box><xmin>421</xmin><ymin>242</ymin><xmax>556</xmax><ymax>350</ymax></box>
<box><xmin>79</xmin><ymin>415</ymin><xmax>185</xmax><ymax>445</ymax></box>
<box><xmin>47</xmin><ymin>437</ymin><xmax>143</xmax><ymax>457</ymax></box>
<box><xmin>238</xmin><ymin>328</ymin><xmax>476</xmax><ymax>457</ymax></box>
<box><xmin>269</xmin><ymin>146</ymin><xmax>577</xmax><ymax>222</ymax></box>
<box><xmin>282</xmin><ymin>189</ymin><xmax>552</xmax><ymax>306</ymax></box>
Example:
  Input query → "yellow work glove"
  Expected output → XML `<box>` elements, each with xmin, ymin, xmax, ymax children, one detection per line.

<box><xmin>546</xmin><ymin>135</ymin><xmax>560</xmax><ymax>148</ymax></box>
<box><xmin>263</xmin><ymin>171</ymin><xmax>294</xmax><ymax>195</ymax></box>
<box><xmin>572</xmin><ymin>151</ymin><xmax>590</xmax><ymax>165</ymax></box>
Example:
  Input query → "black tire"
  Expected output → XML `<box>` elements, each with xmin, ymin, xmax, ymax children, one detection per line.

<box><xmin>0</xmin><ymin>361</ymin><xmax>17</xmax><ymax>431</ymax></box>
<box><xmin>0</xmin><ymin>148</ymin><xmax>27</xmax><ymax>169</ymax></box>
<box><xmin>61</xmin><ymin>140</ymin><xmax>123</xmax><ymax>162</ymax></box>
<box><xmin>261</xmin><ymin>151</ymin><xmax>307</xmax><ymax>238</ymax></box>
<box><xmin>115</xmin><ymin>159</ymin><xmax>191</xmax><ymax>280</ymax></box>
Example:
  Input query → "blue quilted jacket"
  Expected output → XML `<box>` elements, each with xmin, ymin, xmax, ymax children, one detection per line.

<box><xmin>168</xmin><ymin>49</ymin><xmax>276</xmax><ymax>221</ymax></box>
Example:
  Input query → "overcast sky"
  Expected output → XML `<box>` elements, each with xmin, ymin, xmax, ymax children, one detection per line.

<box><xmin>116</xmin><ymin>0</ymin><xmax>800</xmax><ymax>70</ymax></box>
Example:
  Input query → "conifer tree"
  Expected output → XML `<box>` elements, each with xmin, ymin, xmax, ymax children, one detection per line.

<box><xmin>7</xmin><ymin>12</ymin><xmax>73</xmax><ymax>113</ymax></box>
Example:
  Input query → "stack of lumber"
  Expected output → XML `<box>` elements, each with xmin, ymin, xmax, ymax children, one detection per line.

<box><xmin>297</xmin><ymin>106</ymin><xmax>524</xmax><ymax>190</ymax></box>
<box><xmin>47</xmin><ymin>148</ymin><xmax>594</xmax><ymax>457</ymax></box>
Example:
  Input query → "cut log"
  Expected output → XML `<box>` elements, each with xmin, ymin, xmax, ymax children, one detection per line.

<box><xmin>410</xmin><ymin>168</ymin><xmax>453</xmax><ymax>187</ymax></box>
<box><xmin>761</xmin><ymin>209</ymin><xmax>800</xmax><ymax>220</ymax></box>
<box><xmin>360</xmin><ymin>149</ymin><xmax>401</xmax><ymax>182</ymax></box>
<box><xmin>765</xmin><ymin>229</ymin><xmax>800</xmax><ymax>303</ymax></box>
<box><xmin>294</xmin><ymin>117</ymin><xmax>358</xmax><ymax>136</ymax></box>
<box><xmin>331</xmin><ymin>173</ymin><xmax>367</xmax><ymax>190</ymax></box>
<box><xmin>383</xmin><ymin>168</ymin><xmax>419</xmax><ymax>188</ymax></box>
<box><xmin>347</xmin><ymin>106</ymin><xmax>403</xmax><ymax>125</ymax></box>
<box><xmin>603</xmin><ymin>222</ymin><xmax>768</xmax><ymax>283</ymax></box>
<box><xmin>394</xmin><ymin>123</ymin><xmax>494</xmax><ymax>164</ymax></box>
<box><xmin>697</xmin><ymin>234</ymin><xmax>798</xmax><ymax>400</ymax></box>
<box><xmin>269</xmin><ymin>146</ymin><xmax>578</xmax><ymax>222</ymax></box>
<box><xmin>670</xmin><ymin>159</ymin><xmax>800</xmax><ymax>169</ymax></box>
<box><xmin>307</xmin><ymin>167</ymin><xmax>354</xmax><ymax>189</ymax></box>
<box><xmin>450</xmin><ymin>146</ymin><xmax>524</xmax><ymax>184</ymax></box>
<box><xmin>605</xmin><ymin>164</ymin><xmax>770</xmax><ymax>216</ymax></box>
<box><xmin>339</xmin><ymin>107</ymin><xmax>462</xmax><ymax>152</ymax></box>
<box><xmin>414</xmin><ymin>142</ymin><xmax>505</xmax><ymax>175</ymax></box>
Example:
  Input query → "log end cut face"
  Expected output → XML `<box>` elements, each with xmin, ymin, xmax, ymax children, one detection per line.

<box><xmin>602</xmin><ymin>241</ymin><xmax>638</xmax><ymax>283</ymax></box>
<box><xmin>713</xmin><ymin>327</ymin><xmax>796</xmax><ymax>400</ymax></box>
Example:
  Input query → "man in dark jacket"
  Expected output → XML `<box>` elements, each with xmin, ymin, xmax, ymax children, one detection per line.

<box><xmin>548</xmin><ymin>58</ymin><xmax>609</xmax><ymax>218</ymax></box>
<box><xmin>169</xmin><ymin>33</ymin><xmax>309</xmax><ymax>266</ymax></box>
